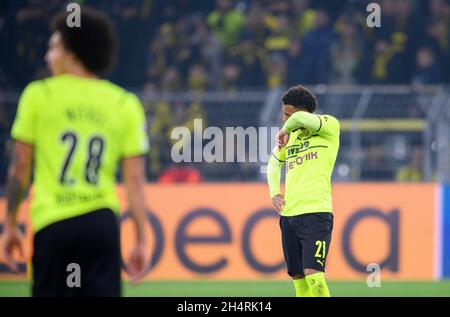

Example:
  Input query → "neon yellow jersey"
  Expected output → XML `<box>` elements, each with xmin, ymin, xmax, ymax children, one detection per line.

<box><xmin>273</xmin><ymin>113</ymin><xmax>340</xmax><ymax>216</ymax></box>
<box><xmin>11</xmin><ymin>74</ymin><xmax>150</xmax><ymax>232</ymax></box>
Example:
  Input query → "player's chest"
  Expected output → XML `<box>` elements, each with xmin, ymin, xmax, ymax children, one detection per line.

<box><xmin>284</xmin><ymin>129</ymin><xmax>325</xmax><ymax>172</ymax></box>
<box><xmin>286</xmin><ymin>129</ymin><xmax>319</xmax><ymax>157</ymax></box>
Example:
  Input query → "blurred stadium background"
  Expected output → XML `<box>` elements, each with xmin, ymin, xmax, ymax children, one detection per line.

<box><xmin>0</xmin><ymin>0</ymin><xmax>450</xmax><ymax>296</ymax></box>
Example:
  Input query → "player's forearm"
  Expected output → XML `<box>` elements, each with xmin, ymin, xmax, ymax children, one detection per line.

<box><xmin>6</xmin><ymin>161</ymin><xmax>31</xmax><ymax>227</ymax></box>
<box><xmin>6</xmin><ymin>142</ymin><xmax>32</xmax><ymax>227</ymax></box>
<box><xmin>267</xmin><ymin>154</ymin><xmax>283</xmax><ymax>198</ymax></box>
<box><xmin>127</xmin><ymin>185</ymin><xmax>148</xmax><ymax>244</ymax></box>
<box><xmin>123</xmin><ymin>157</ymin><xmax>148</xmax><ymax>244</ymax></box>
<box><xmin>282</xmin><ymin>111</ymin><xmax>321</xmax><ymax>133</ymax></box>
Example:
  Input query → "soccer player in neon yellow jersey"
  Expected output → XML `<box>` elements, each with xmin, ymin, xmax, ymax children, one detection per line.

<box><xmin>267</xmin><ymin>85</ymin><xmax>340</xmax><ymax>297</ymax></box>
<box><xmin>2</xmin><ymin>8</ymin><xmax>150</xmax><ymax>296</ymax></box>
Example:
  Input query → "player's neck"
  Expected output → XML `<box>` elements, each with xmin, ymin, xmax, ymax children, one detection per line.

<box><xmin>64</xmin><ymin>65</ymin><xmax>98</xmax><ymax>80</ymax></box>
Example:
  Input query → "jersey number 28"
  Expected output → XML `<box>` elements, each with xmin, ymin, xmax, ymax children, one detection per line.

<box><xmin>59</xmin><ymin>131</ymin><xmax>105</xmax><ymax>185</ymax></box>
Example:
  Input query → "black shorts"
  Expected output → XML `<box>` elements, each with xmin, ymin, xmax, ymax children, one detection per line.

<box><xmin>279</xmin><ymin>212</ymin><xmax>333</xmax><ymax>276</ymax></box>
<box><xmin>32</xmin><ymin>209</ymin><xmax>121</xmax><ymax>297</ymax></box>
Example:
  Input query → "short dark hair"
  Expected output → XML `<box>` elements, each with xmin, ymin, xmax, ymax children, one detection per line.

<box><xmin>51</xmin><ymin>7</ymin><xmax>117</xmax><ymax>75</ymax></box>
<box><xmin>282</xmin><ymin>85</ymin><xmax>318</xmax><ymax>113</ymax></box>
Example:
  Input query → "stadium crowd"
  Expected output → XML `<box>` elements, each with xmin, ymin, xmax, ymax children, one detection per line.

<box><xmin>0</xmin><ymin>0</ymin><xmax>446</xmax><ymax>182</ymax></box>
<box><xmin>1</xmin><ymin>0</ymin><xmax>450</xmax><ymax>89</ymax></box>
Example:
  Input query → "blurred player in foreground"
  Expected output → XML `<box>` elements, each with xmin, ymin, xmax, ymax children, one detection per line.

<box><xmin>267</xmin><ymin>85</ymin><xmax>340</xmax><ymax>297</ymax></box>
<box><xmin>2</xmin><ymin>8</ymin><xmax>150</xmax><ymax>296</ymax></box>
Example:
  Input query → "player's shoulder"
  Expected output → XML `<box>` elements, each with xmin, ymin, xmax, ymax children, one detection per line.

<box><xmin>98</xmin><ymin>78</ymin><xmax>125</xmax><ymax>94</ymax></box>
<box><xmin>319</xmin><ymin>114</ymin><xmax>339</xmax><ymax>122</ymax></box>
<box><xmin>319</xmin><ymin>114</ymin><xmax>340</xmax><ymax>127</ymax></box>
<box><xmin>43</xmin><ymin>75</ymin><xmax>129</xmax><ymax>96</ymax></box>
<box><xmin>21</xmin><ymin>79</ymin><xmax>51</xmax><ymax>98</ymax></box>
<box><xmin>318</xmin><ymin>114</ymin><xmax>340</xmax><ymax>137</ymax></box>
<box><xmin>98</xmin><ymin>81</ymin><xmax>144</xmax><ymax>119</ymax></box>
<box><xmin>36</xmin><ymin>75</ymin><xmax>70</xmax><ymax>92</ymax></box>
<box><xmin>100</xmin><ymin>80</ymin><xmax>141</xmax><ymax>104</ymax></box>
<box><xmin>88</xmin><ymin>79</ymin><xmax>142</xmax><ymax>111</ymax></box>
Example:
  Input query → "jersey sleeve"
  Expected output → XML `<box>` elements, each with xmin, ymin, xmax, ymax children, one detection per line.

<box><xmin>267</xmin><ymin>146</ymin><xmax>285</xmax><ymax>198</ymax></box>
<box><xmin>317</xmin><ymin>114</ymin><xmax>340</xmax><ymax>139</ymax></box>
<box><xmin>272</xmin><ymin>145</ymin><xmax>286</xmax><ymax>162</ymax></box>
<box><xmin>121</xmin><ymin>93</ymin><xmax>150</xmax><ymax>158</ymax></box>
<box><xmin>11</xmin><ymin>82</ymin><xmax>44</xmax><ymax>145</ymax></box>
<box><xmin>282</xmin><ymin>112</ymin><xmax>339</xmax><ymax>139</ymax></box>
